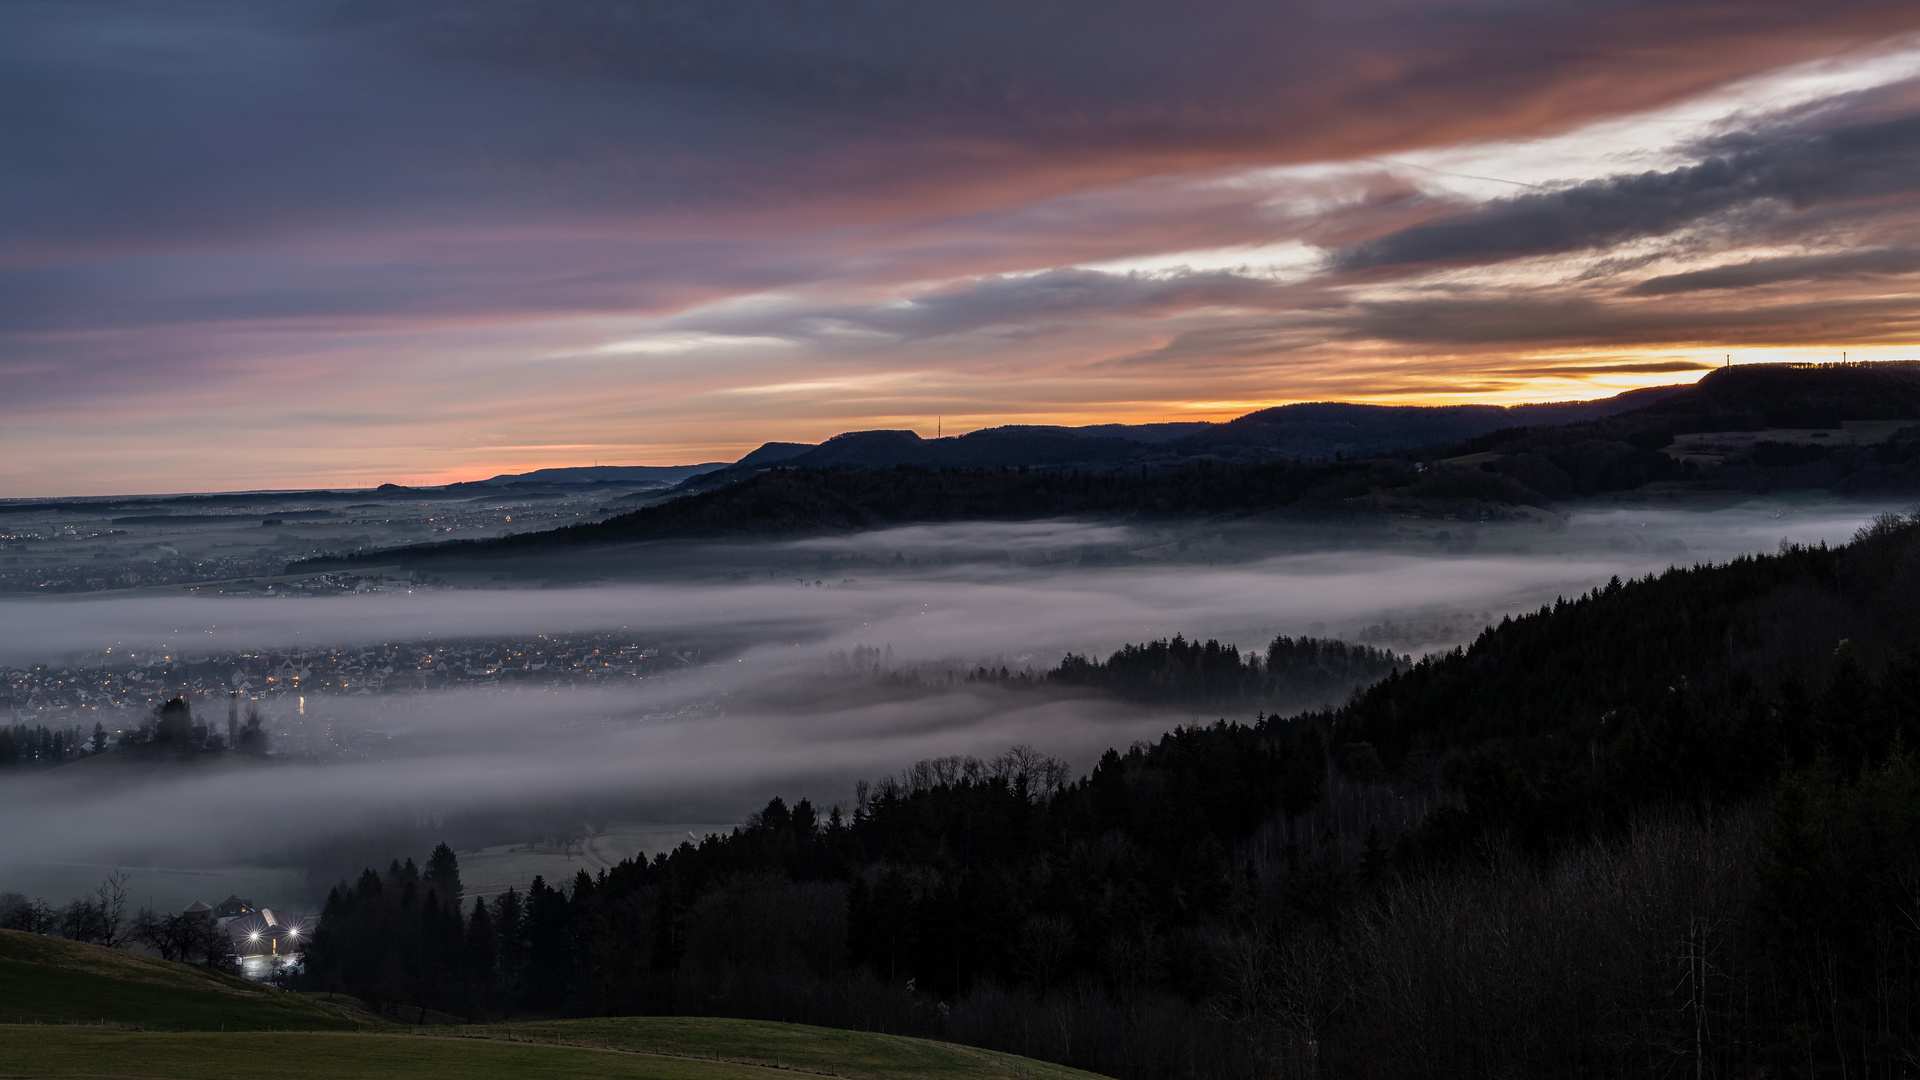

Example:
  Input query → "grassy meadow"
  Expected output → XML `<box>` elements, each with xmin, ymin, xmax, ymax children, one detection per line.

<box><xmin>1</xmin><ymin>1018</ymin><xmax>1103</xmax><ymax>1080</ymax></box>
<box><xmin>0</xmin><ymin>930</ymin><xmax>1103</xmax><ymax>1079</ymax></box>
<box><xmin>0</xmin><ymin>929</ymin><xmax>384</xmax><ymax>1031</ymax></box>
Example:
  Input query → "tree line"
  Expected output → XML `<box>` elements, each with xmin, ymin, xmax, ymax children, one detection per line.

<box><xmin>0</xmin><ymin>697</ymin><xmax>269</xmax><ymax>778</ymax></box>
<box><xmin>0</xmin><ymin>720</ymin><xmax>104</xmax><ymax>770</ymax></box>
<box><xmin>295</xmin><ymin>511</ymin><xmax>1920</xmax><ymax>1078</ymax></box>
<box><xmin>1040</xmin><ymin>633</ymin><xmax>1407</xmax><ymax>711</ymax></box>
<box><xmin>113</xmin><ymin>696</ymin><xmax>270</xmax><ymax>757</ymax></box>
<box><xmin>1</xmin><ymin>869</ymin><xmax>240</xmax><ymax>974</ymax></box>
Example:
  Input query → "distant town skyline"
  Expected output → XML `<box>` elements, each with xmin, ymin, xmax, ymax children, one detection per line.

<box><xmin>7</xmin><ymin>2</ymin><xmax>1920</xmax><ymax>496</ymax></box>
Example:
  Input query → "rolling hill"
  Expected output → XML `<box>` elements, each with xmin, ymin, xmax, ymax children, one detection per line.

<box><xmin>0</xmin><ymin>929</ymin><xmax>385</xmax><ymax>1031</ymax></box>
<box><xmin>675</xmin><ymin>383</ymin><xmax>1684</xmax><ymax>492</ymax></box>
<box><xmin>0</xmin><ymin>927</ymin><xmax>1103</xmax><ymax>1078</ymax></box>
<box><xmin>299</xmin><ymin>363</ymin><xmax>1920</xmax><ymax>572</ymax></box>
<box><xmin>3</xmin><ymin>1020</ymin><xmax>1104</xmax><ymax>1080</ymax></box>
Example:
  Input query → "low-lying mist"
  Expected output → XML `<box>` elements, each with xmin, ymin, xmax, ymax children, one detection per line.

<box><xmin>1</xmin><ymin>497</ymin><xmax>1900</xmax><ymax>901</ymax></box>
<box><xmin>0</xmin><ymin>680</ymin><xmax>1159</xmax><ymax>867</ymax></box>
<box><xmin>4</xmin><ymin>499</ymin><xmax>1888</xmax><ymax>664</ymax></box>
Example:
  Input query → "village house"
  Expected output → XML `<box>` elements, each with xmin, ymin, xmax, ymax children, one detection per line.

<box><xmin>184</xmin><ymin>894</ymin><xmax>310</xmax><ymax>980</ymax></box>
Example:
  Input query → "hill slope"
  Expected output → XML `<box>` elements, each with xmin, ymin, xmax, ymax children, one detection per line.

<box><xmin>459</xmin><ymin>463</ymin><xmax>729</xmax><ymax>488</ymax></box>
<box><xmin>302</xmin><ymin>457</ymin><xmax>1408</xmax><ymax>568</ymax></box>
<box><xmin>1</xmin><ymin>1016</ymin><xmax>1106</xmax><ymax>1080</ymax></box>
<box><xmin>0</xmin><ymin>929</ymin><xmax>385</xmax><ymax>1030</ymax></box>
<box><xmin>677</xmin><ymin>384</ymin><xmax>1681</xmax><ymax>491</ymax></box>
<box><xmin>301</xmin><ymin>363</ymin><xmax>1920</xmax><ymax>571</ymax></box>
<box><xmin>296</xmin><ymin>513</ymin><xmax>1920</xmax><ymax>1078</ymax></box>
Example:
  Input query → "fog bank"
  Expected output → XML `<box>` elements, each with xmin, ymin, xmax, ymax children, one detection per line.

<box><xmin>1</xmin><ymin>498</ymin><xmax>1898</xmax><ymax>892</ymax></box>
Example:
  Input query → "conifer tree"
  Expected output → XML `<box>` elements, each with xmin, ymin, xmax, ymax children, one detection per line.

<box><xmin>424</xmin><ymin>842</ymin><xmax>463</xmax><ymax>907</ymax></box>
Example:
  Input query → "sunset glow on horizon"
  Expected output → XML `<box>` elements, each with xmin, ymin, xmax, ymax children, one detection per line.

<box><xmin>8</xmin><ymin>2</ymin><xmax>1920</xmax><ymax>496</ymax></box>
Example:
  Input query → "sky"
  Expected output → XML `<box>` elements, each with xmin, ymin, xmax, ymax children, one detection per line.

<box><xmin>7</xmin><ymin>1</ymin><xmax>1920</xmax><ymax>496</ymax></box>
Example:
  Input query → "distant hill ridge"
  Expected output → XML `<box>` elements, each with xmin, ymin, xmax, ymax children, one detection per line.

<box><xmin>22</xmin><ymin>367</ymin><xmax>1920</xmax><ymax>512</ymax></box>
<box><xmin>705</xmin><ymin>364</ymin><xmax>1920</xmax><ymax>480</ymax></box>
<box><xmin>0</xmin><ymin>380</ymin><xmax>1702</xmax><ymax>511</ymax></box>
<box><xmin>672</xmin><ymin>383</ymin><xmax>1690</xmax><ymax>492</ymax></box>
<box><xmin>655</xmin><ymin>363</ymin><xmax>1920</xmax><ymax>501</ymax></box>
<box><xmin>459</xmin><ymin>462</ymin><xmax>730</xmax><ymax>488</ymax></box>
<box><xmin>294</xmin><ymin>362</ymin><xmax>1920</xmax><ymax>569</ymax></box>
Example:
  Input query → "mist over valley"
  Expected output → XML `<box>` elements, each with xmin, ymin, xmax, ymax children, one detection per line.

<box><xmin>2</xmin><ymin>493</ymin><xmax>1896</xmax><ymax>899</ymax></box>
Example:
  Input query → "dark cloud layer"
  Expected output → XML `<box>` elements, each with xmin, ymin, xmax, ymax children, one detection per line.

<box><xmin>8</xmin><ymin>0</ymin><xmax>1916</xmax><ymax>257</ymax></box>
<box><xmin>1333</xmin><ymin>114</ymin><xmax>1920</xmax><ymax>273</ymax></box>
<box><xmin>672</xmin><ymin>267</ymin><xmax>1288</xmax><ymax>346</ymax></box>
<box><xmin>1629</xmin><ymin>249</ymin><xmax>1920</xmax><ymax>294</ymax></box>
<box><xmin>1337</xmin><ymin>295</ymin><xmax>1920</xmax><ymax>348</ymax></box>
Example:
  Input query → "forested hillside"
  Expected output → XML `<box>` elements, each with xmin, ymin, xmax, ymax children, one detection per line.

<box><xmin>303</xmin><ymin>364</ymin><xmax>1920</xmax><ymax>573</ymax></box>
<box><xmin>303</xmin><ymin>457</ymin><xmax>1409</xmax><ymax>568</ymax></box>
<box><xmin>304</xmin><ymin>511</ymin><xmax>1920</xmax><ymax>1078</ymax></box>
<box><xmin>1441</xmin><ymin>362</ymin><xmax>1920</xmax><ymax>498</ymax></box>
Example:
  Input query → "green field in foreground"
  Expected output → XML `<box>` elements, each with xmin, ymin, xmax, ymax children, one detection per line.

<box><xmin>473</xmin><ymin>1016</ymin><xmax>1094</xmax><ymax>1080</ymax></box>
<box><xmin>0</xmin><ymin>1020</ymin><xmax>1104</xmax><ymax>1080</ymax></box>
<box><xmin>0</xmin><ymin>1029</ymin><xmax>751</xmax><ymax>1080</ymax></box>
<box><xmin>0</xmin><ymin>933</ymin><xmax>1101</xmax><ymax>1079</ymax></box>
<box><xmin>0</xmin><ymin>929</ymin><xmax>387</xmax><ymax>1031</ymax></box>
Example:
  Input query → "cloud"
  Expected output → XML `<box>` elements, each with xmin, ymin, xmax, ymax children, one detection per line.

<box><xmin>665</xmin><ymin>267</ymin><xmax>1292</xmax><ymax>347</ymax></box>
<box><xmin>1521</xmin><ymin>360</ymin><xmax>1719</xmax><ymax>376</ymax></box>
<box><xmin>9</xmin><ymin>1</ymin><xmax>1918</xmax><ymax>284</ymax></box>
<box><xmin>1331</xmin><ymin>113</ymin><xmax>1920</xmax><ymax>273</ymax></box>
<box><xmin>9</xmin><ymin>2</ymin><xmax>1920</xmax><ymax>491</ymax></box>
<box><xmin>1336</xmin><ymin>294</ymin><xmax>1920</xmax><ymax>349</ymax></box>
<box><xmin>1628</xmin><ymin>248</ymin><xmax>1920</xmax><ymax>294</ymax></box>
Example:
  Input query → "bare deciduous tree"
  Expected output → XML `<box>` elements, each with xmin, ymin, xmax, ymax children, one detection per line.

<box><xmin>0</xmin><ymin>891</ymin><xmax>56</xmax><ymax>934</ymax></box>
<box><xmin>93</xmin><ymin>869</ymin><xmax>134</xmax><ymax>950</ymax></box>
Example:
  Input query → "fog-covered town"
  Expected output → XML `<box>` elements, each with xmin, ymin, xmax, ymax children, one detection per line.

<box><xmin>1</xmin><ymin>631</ymin><xmax>725</xmax><ymax>767</ymax></box>
<box><xmin>0</xmin><ymin>494</ymin><xmax>615</xmax><ymax>593</ymax></box>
